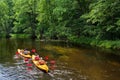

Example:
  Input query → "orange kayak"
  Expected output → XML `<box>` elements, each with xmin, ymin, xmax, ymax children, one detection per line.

<box><xmin>17</xmin><ymin>49</ymin><xmax>31</xmax><ymax>58</ymax></box>
<box><xmin>32</xmin><ymin>55</ymin><xmax>49</xmax><ymax>73</ymax></box>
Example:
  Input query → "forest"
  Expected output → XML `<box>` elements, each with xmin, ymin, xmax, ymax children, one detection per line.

<box><xmin>0</xmin><ymin>0</ymin><xmax>120</xmax><ymax>49</ymax></box>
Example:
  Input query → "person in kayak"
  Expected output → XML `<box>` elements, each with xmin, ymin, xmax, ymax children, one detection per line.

<box><xmin>34</xmin><ymin>55</ymin><xmax>46</xmax><ymax>65</ymax></box>
<box><xmin>39</xmin><ymin>59</ymin><xmax>46</xmax><ymax>65</ymax></box>
<box><xmin>23</xmin><ymin>49</ymin><xmax>30</xmax><ymax>55</ymax></box>
<box><xmin>35</xmin><ymin>55</ymin><xmax>40</xmax><ymax>61</ymax></box>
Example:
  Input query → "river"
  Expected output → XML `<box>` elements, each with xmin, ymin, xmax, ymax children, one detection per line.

<box><xmin>0</xmin><ymin>39</ymin><xmax>120</xmax><ymax>80</ymax></box>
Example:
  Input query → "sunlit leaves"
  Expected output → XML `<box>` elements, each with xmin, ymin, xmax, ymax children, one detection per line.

<box><xmin>116</xmin><ymin>19</ymin><xmax>120</xmax><ymax>26</ymax></box>
<box><xmin>90</xmin><ymin>0</ymin><xmax>119</xmax><ymax>24</ymax></box>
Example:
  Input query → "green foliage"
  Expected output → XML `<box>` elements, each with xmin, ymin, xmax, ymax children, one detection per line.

<box><xmin>82</xmin><ymin>0</ymin><xmax>120</xmax><ymax>25</ymax></box>
<box><xmin>81</xmin><ymin>0</ymin><xmax>120</xmax><ymax>40</ymax></box>
<box><xmin>116</xmin><ymin>19</ymin><xmax>120</xmax><ymax>26</ymax></box>
<box><xmin>12</xmin><ymin>0</ymin><xmax>38</xmax><ymax>38</ymax></box>
<box><xmin>0</xmin><ymin>0</ymin><xmax>12</xmax><ymax>38</ymax></box>
<box><xmin>10</xmin><ymin>33</ymin><xmax>31</xmax><ymax>38</ymax></box>
<box><xmin>0</xmin><ymin>0</ymin><xmax>120</xmax><ymax>49</ymax></box>
<box><xmin>70</xmin><ymin>36</ymin><xmax>120</xmax><ymax>49</ymax></box>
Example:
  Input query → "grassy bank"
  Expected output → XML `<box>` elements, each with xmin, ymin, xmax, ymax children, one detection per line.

<box><xmin>69</xmin><ymin>36</ymin><xmax>120</xmax><ymax>50</ymax></box>
<box><xmin>10</xmin><ymin>34</ymin><xmax>31</xmax><ymax>38</ymax></box>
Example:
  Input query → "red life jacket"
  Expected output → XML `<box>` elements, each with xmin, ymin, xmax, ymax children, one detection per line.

<box><xmin>16</xmin><ymin>51</ymin><xmax>19</xmax><ymax>55</ymax></box>
<box><xmin>35</xmin><ymin>56</ymin><xmax>40</xmax><ymax>61</ymax></box>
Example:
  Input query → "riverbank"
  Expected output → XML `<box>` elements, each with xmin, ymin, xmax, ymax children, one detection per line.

<box><xmin>69</xmin><ymin>36</ymin><xmax>120</xmax><ymax>50</ymax></box>
<box><xmin>6</xmin><ymin>34</ymin><xmax>120</xmax><ymax>50</ymax></box>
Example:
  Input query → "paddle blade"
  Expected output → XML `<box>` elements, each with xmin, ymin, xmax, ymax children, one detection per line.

<box><xmin>31</xmin><ymin>49</ymin><xmax>36</xmax><ymax>53</ymax></box>
<box><xmin>50</xmin><ymin>60</ymin><xmax>56</xmax><ymax>65</ymax></box>
<box><xmin>26</xmin><ymin>63</ymin><xmax>32</xmax><ymax>67</ymax></box>
<box><xmin>16</xmin><ymin>51</ymin><xmax>19</xmax><ymax>55</ymax></box>
<box><xmin>44</xmin><ymin>56</ymin><xmax>49</xmax><ymax>61</ymax></box>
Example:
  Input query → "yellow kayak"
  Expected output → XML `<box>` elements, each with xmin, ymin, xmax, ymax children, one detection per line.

<box><xmin>32</xmin><ymin>55</ymin><xmax>49</xmax><ymax>73</ymax></box>
<box><xmin>17</xmin><ymin>49</ymin><xmax>31</xmax><ymax>58</ymax></box>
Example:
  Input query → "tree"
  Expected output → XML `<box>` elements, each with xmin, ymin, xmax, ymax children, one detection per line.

<box><xmin>81</xmin><ymin>0</ymin><xmax>120</xmax><ymax>40</ymax></box>
<box><xmin>0</xmin><ymin>0</ymin><xmax>11</xmax><ymax>38</ymax></box>
<box><xmin>12</xmin><ymin>0</ymin><xmax>38</xmax><ymax>39</ymax></box>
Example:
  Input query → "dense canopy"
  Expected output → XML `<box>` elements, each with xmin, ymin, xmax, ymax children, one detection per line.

<box><xmin>0</xmin><ymin>0</ymin><xmax>120</xmax><ymax>49</ymax></box>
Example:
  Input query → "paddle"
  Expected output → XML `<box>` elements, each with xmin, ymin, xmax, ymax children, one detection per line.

<box><xmin>16</xmin><ymin>51</ymin><xmax>19</xmax><ymax>55</ymax></box>
<box><xmin>44</xmin><ymin>56</ymin><xmax>49</xmax><ymax>61</ymax></box>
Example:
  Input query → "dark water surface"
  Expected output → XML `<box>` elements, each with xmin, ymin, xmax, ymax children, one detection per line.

<box><xmin>0</xmin><ymin>39</ymin><xmax>120</xmax><ymax>80</ymax></box>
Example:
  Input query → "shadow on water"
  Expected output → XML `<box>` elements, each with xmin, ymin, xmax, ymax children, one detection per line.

<box><xmin>0</xmin><ymin>38</ymin><xmax>120</xmax><ymax>80</ymax></box>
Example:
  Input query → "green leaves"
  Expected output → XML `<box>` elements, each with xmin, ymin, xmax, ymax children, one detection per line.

<box><xmin>116</xmin><ymin>19</ymin><xmax>120</xmax><ymax>26</ymax></box>
<box><xmin>0</xmin><ymin>0</ymin><xmax>12</xmax><ymax>38</ymax></box>
<box><xmin>0</xmin><ymin>0</ymin><xmax>120</xmax><ymax>41</ymax></box>
<box><xmin>81</xmin><ymin>0</ymin><xmax>120</xmax><ymax>40</ymax></box>
<box><xmin>12</xmin><ymin>0</ymin><xmax>37</xmax><ymax>38</ymax></box>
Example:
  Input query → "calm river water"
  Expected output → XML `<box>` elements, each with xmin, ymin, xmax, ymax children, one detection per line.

<box><xmin>0</xmin><ymin>39</ymin><xmax>120</xmax><ymax>80</ymax></box>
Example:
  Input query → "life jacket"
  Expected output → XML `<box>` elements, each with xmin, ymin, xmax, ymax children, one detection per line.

<box><xmin>16</xmin><ymin>51</ymin><xmax>19</xmax><ymax>55</ymax></box>
<box><xmin>35</xmin><ymin>56</ymin><xmax>40</xmax><ymax>61</ymax></box>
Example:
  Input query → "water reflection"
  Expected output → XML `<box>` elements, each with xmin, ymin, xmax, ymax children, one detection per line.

<box><xmin>0</xmin><ymin>39</ymin><xmax>120</xmax><ymax>80</ymax></box>
<box><xmin>0</xmin><ymin>55</ymin><xmax>54</xmax><ymax>80</ymax></box>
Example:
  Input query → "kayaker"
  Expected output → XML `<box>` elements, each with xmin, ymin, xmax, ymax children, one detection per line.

<box><xmin>23</xmin><ymin>49</ymin><xmax>30</xmax><ymax>55</ymax></box>
<box><xmin>39</xmin><ymin>59</ymin><xmax>46</xmax><ymax>65</ymax></box>
<box><xmin>34</xmin><ymin>55</ymin><xmax>46</xmax><ymax>65</ymax></box>
<box><xmin>34</xmin><ymin>55</ymin><xmax>40</xmax><ymax>61</ymax></box>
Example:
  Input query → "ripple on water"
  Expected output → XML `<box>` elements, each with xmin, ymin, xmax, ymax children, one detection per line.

<box><xmin>0</xmin><ymin>58</ymin><xmax>47</xmax><ymax>80</ymax></box>
<box><xmin>51</xmin><ymin>68</ymin><xmax>88</xmax><ymax>80</ymax></box>
<box><xmin>0</xmin><ymin>55</ymin><xmax>89</xmax><ymax>80</ymax></box>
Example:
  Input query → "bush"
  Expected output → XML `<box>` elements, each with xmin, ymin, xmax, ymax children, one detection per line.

<box><xmin>69</xmin><ymin>36</ymin><xmax>120</xmax><ymax>50</ymax></box>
